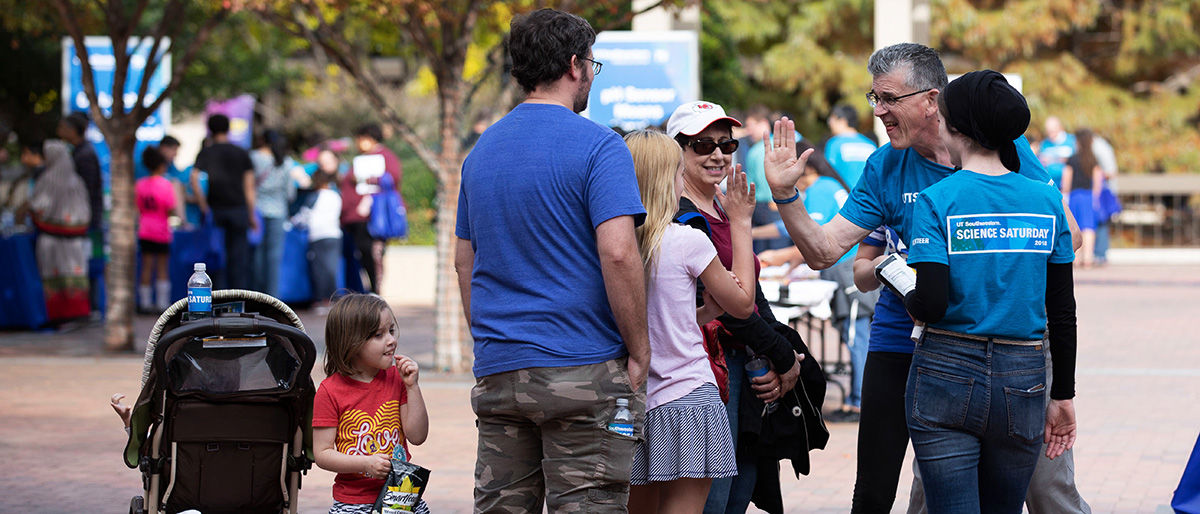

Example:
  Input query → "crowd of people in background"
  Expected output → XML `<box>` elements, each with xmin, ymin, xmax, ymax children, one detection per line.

<box><xmin>0</xmin><ymin>113</ymin><xmax>408</xmax><ymax>321</ymax></box>
<box><xmin>0</xmin><ymin>7</ymin><xmax>1131</xmax><ymax>514</ymax></box>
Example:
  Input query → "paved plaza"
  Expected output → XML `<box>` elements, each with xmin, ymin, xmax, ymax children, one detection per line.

<box><xmin>1</xmin><ymin>258</ymin><xmax>1197</xmax><ymax>513</ymax></box>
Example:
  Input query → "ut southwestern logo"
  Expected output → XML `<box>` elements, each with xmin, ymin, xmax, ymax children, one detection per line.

<box><xmin>903</xmin><ymin>192</ymin><xmax>921</xmax><ymax>204</ymax></box>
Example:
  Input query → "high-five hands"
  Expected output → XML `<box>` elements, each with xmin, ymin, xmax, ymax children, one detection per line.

<box><xmin>762</xmin><ymin>117</ymin><xmax>814</xmax><ymax>197</ymax></box>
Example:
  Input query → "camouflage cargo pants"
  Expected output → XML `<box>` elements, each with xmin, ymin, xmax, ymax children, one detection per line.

<box><xmin>472</xmin><ymin>356</ymin><xmax>646</xmax><ymax>513</ymax></box>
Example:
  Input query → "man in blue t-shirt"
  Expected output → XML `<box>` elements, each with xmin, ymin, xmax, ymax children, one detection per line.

<box><xmin>824</xmin><ymin>104</ymin><xmax>878</xmax><ymax>188</ymax></box>
<box><xmin>1037</xmin><ymin>116</ymin><xmax>1076</xmax><ymax>189</ymax></box>
<box><xmin>454</xmin><ymin>9</ymin><xmax>649</xmax><ymax>512</ymax></box>
<box><xmin>761</xmin><ymin>43</ymin><xmax>1088</xmax><ymax>514</ymax></box>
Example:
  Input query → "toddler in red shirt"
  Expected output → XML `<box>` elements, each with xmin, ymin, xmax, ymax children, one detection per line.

<box><xmin>313</xmin><ymin>294</ymin><xmax>429</xmax><ymax>514</ymax></box>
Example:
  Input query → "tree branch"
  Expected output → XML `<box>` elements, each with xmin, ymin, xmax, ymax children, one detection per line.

<box><xmin>133</xmin><ymin>0</ymin><xmax>186</xmax><ymax>113</ymax></box>
<box><xmin>51</xmin><ymin>0</ymin><xmax>110</xmax><ymax>135</ymax></box>
<box><xmin>135</xmin><ymin>8</ymin><xmax>230</xmax><ymax>124</ymax></box>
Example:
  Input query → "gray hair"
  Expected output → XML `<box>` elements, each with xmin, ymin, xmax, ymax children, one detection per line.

<box><xmin>867</xmin><ymin>43</ymin><xmax>948</xmax><ymax>92</ymax></box>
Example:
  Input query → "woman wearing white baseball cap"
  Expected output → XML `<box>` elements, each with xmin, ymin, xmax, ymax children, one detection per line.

<box><xmin>668</xmin><ymin>100</ymin><xmax>811</xmax><ymax>514</ymax></box>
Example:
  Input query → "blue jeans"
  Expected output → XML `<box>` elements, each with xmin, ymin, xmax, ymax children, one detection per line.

<box><xmin>842</xmin><ymin>315</ymin><xmax>871</xmax><ymax>408</ymax></box>
<box><xmin>906</xmin><ymin>331</ymin><xmax>1046</xmax><ymax>514</ymax></box>
<box><xmin>703</xmin><ymin>348</ymin><xmax>756</xmax><ymax>514</ymax></box>
<box><xmin>1094</xmin><ymin>221</ymin><xmax>1110</xmax><ymax>262</ymax></box>
<box><xmin>252</xmin><ymin>216</ymin><xmax>285</xmax><ymax>297</ymax></box>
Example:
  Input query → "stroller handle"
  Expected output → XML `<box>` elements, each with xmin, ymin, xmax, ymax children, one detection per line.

<box><xmin>152</xmin><ymin>315</ymin><xmax>317</xmax><ymax>390</ymax></box>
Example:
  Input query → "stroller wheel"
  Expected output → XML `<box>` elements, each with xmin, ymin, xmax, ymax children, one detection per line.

<box><xmin>129</xmin><ymin>495</ymin><xmax>144</xmax><ymax>514</ymax></box>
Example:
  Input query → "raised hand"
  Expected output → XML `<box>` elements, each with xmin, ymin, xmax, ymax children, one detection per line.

<box><xmin>716</xmin><ymin>165</ymin><xmax>755</xmax><ymax>224</ymax></box>
<box><xmin>763</xmin><ymin>117</ymin><xmax>814</xmax><ymax>197</ymax></box>
<box><xmin>396</xmin><ymin>354</ymin><xmax>420</xmax><ymax>387</ymax></box>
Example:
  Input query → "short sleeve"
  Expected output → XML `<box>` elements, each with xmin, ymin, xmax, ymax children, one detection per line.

<box><xmin>312</xmin><ymin>381</ymin><xmax>339</xmax><ymax>428</ymax></box>
<box><xmin>585</xmin><ymin>132</ymin><xmax>646</xmax><ymax>228</ymax></box>
<box><xmin>193</xmin><ymin>148</ymin><xmax>210</xmax><ymax>173</ymax></box>
<box><xmin>1049</xmin><ymin>194</ymin><xmax>1075</xmax><ymax>264</ymax></box>
<box><xmin>239</xmin><ymin>150</ymin><xmax>254</xmax><ymax>174</ymax></box>
<box><xmin>838</xmin><ymin>156</ymin><xmax>886</xmax><ymax>231</ymax></box>
<box><xmin>906</xmin><ymin>194</ymin><xmax>948</xmax><ymax>266</ymax></box>
<box><xmin>1015</xmin><ymin>135</ymin><xmax>1052</xmax><ymax>185</ymax></box>
<box><xmin>675</xmin><ymin>225</ymin><xmax>719</xmax><ymax>277</ymax></box>
<box><xmin>455</xmin><ymin>165</ymin><xmax>471</xmax><ymax>240</ymax></box>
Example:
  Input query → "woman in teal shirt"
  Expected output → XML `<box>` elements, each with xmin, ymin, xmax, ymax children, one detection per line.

<box><xmin>902</xmin><ymin>70</ymin><xmax>1079</xmax><ymax>513</ymax></box>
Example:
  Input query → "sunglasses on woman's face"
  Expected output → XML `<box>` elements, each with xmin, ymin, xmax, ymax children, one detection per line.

<box><xmin>686</xmin><ymin>138</ymin><xmax>739</xmax><ymax>156</ymax></box>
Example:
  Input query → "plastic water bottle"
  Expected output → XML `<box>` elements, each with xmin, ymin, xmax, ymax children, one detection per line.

<box><xmin>187</xmin><ymin>263</ymin><xmax>212</xmax><ymax>319</ymax></box>
<box><xmin>744</xmin><ymin>356</ymin><xmax>779</xmax><ymax>414</ymax></box>
<box><xmin>607</xmin><ymin>398</ymin><xmax>634</xmax><ymax>437</ymax></box>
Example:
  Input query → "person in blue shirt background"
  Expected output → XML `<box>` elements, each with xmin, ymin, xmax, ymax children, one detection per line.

<box><xmin>902</xmin><ymin>69</ymin><xmax>1078</xmax><ymax>513</ymax></box>
<box><xmin>1037</xmin><ymin>116</ymin><xmax>1076</xmax><ymax>188</ymax></box>
<box><xmin>760</xmin><ymin>43</ymin><xmax>1088</xmax><ymax>514</ymax></box>
<box><xmin>824</xmin><ymin>104</ymin><xmax>878</xmax><ymax>188</ymax></box>
<box><xmin>755</xmin><ymin>141</ymin><xmax>876</xmax><ymax>423</ymax></box>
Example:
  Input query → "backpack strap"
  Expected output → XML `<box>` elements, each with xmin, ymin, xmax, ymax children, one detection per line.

<box><xmin>674</xmin><ymin>211</ymin><xmax>711</xmax><ymax>236</ymax></box>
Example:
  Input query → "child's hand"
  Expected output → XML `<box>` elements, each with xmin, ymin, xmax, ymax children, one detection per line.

<box><xmin>396</xmin><ymin>355</ymin><xmax>420</xmax><ymax>387</ymax></box>
<box><xmin>717</xmin><ymin>167</ymin><xmax>756</xmax><ymax>224</ymax></box>
<box><xmin>110</xmin><ymin>393</ymin><xmax>133</xmax><ymax>429</ymax></box>
<box><xmin>362</xmin><ymin>453</ymin><xmax>392</xmax><ymax>479</ymax></box>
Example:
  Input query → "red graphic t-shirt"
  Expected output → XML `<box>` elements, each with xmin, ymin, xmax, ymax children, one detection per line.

<box><xmin>313</xmin><ymin>366</ymin><xmax>409</xmax><ymax>504</ymax></box>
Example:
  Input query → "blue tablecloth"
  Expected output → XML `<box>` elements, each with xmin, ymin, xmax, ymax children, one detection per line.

<box><xmin>0</xmin><ymin>234</ymin><xmax>48</xmax><ymax>329</ymax></box>
<box><xmin>165</xmin><ymin>227</ymin><xmax>344</xmax><ymax>306</ymax></box>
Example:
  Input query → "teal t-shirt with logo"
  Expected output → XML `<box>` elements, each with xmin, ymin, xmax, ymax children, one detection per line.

<box><xmin>907</xmin><ymin>171</ymin><xmax>1074</xmax><ymax>341</ymax></box>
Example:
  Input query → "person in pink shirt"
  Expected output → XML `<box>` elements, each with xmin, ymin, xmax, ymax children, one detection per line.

<box><xmin>135</xmin><ymin>146</ymin><xmax>178</xmax><ymax>312</ymax></box>
<box><xmin>624</xmin><ymin>129</ymin><xmax>759</xmax><ymax>514</ymax></box>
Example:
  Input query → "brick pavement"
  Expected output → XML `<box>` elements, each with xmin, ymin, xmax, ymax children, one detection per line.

<box><xmin>1</xmin><ymin>264</ymin><xmax>1197</xmax><ymax>513</ymax></box>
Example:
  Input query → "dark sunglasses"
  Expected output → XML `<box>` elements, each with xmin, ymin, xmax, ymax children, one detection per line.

<box><xmin>686</xmin><ymin>138</ymin><xmax>739</xmax><ymax>155</ymax></box>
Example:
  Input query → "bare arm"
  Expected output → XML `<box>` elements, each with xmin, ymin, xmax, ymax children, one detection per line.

<box><xmin>853</xmin><ymin>243</ymin><xmax>886</xmax><ymax>293</ymax></box>
<box><xmin>191</xmin><ymin>171</ymin><xmax>208</xmax><ymax>216</ymax></box>
<box><xmin>399</xmin><ymin>385</ymin><xmax>429</xmax><ymax>445</ymax></box>
<box><xmin>596</xmin><ymin>215</ymin><xmax>650</xmax><ymax>392</ymax></box>
<box><xmin>313</xmin><ymin>427</ymin><xmax>392</xmax><ymax>478</ymax></box>
<box><xmin>763</xmin><ymin>117</ymin><xmax>870</xmax><ymax>268</ymax></box>
<box><xmin>704</xmin><ymin>170</ymin><xmax>758</xmax><ymax>318</ymax></box>
<box><xmin>1062</xmin><ymin>195</ymin><xmax>1082</xmax><ymax>251</ymax></box>
<box><xmin>454</xmin><ymin>237</ymin><xmax>474</xmax><ymax>322</ymax></box>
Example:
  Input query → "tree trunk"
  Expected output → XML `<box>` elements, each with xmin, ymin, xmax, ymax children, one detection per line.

<box><xmin>104</xmin><ymin>130</ymin><xmax>137</xmax><ymax>352</ymax></box>
<box><xmin>432</xmin><ymin>66</ymin><xmax>471</xmax><ymax>373</ymax></box>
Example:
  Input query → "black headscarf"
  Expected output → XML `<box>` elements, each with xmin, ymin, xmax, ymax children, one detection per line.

<box><xmin>942</xmin><ymin>70</ymin><xmax>1030</xmax><ymax>172</ymax></box>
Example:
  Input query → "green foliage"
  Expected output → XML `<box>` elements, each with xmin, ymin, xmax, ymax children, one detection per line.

<box><xmin>929</xmin><ymin>0</ymin><xmax>1200</xmax><ymax>172</ymax></box>
<box><xmin>171</xmin><ymin>12</ymin><xmax>304</xmax><ymax>115</ymax></box>
<box><xmin>0</xmin><ymin>28</ymin><xmax>61</xmax><ymax>141</ymax></box>
<box><xmin>700</xmin><ymin>0</ymin><xmax>876</xmax><ymax>136</ymax></box>
<box><xmin>392</xmin><ymin>139</ymin><xmax>437</xmax><ymax>245</ymax></box>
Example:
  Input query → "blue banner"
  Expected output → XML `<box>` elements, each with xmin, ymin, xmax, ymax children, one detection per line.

<box><xmin>586</xmin><ymin>31</ymin><xmax>698</xmax><ymax>132</ymax></box>
<box><xmin>947</xmin><ymin>214</ymin><xmax>1056</xmax><ymax>254</ymax></box>
<box><xmin>61</xmin><ymin>36</ymin><xmax>172</xmax><ymax>203</ymax></box>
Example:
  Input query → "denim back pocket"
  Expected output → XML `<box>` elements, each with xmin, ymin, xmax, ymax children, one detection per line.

<box><xmin>1004</xmin><ymin>384</ymin><xmax>1047</xmax><ymax>444</ymax></box>
<box><xmin>912</xmin><ymin>367</ymin><xmax>974</xmax><ymax>429</ymax></box>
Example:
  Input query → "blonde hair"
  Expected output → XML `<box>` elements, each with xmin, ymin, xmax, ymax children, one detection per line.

<box><xmin>323</xmin><ymin>293</ymin><xmax>393</xmax><ymax>377</ymax></box>
<box><xmin>624</xmin><ymin>130</ymin><xmax>682</xmax><ymax>275</ymax></box>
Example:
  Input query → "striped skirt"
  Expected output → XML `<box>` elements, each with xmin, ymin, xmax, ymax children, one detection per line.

<box><xmin>631</xmin><ymin>383</ymin><xmax>737</xmax><ymax>485</ymax></box>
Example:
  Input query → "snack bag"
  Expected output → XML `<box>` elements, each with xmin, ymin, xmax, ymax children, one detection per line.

<box><xmin>371</xmin><ymin>445</ymin><xmax>431</xmax><ymax>514</ymax></box>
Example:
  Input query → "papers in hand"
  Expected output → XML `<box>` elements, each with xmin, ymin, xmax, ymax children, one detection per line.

<box><xmin>352</xmin><ymin>154</ymin><xmax>385</xmax><ymax>195</ymax></box>
<box><xmin>874</xmin><ymin>253</ymin><xmax>916</xmax><ymax>299</ymax></box>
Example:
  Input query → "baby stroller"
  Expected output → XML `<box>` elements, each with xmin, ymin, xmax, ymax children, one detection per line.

<box><xmin>123</xmin><ymin>290</ymin><xmax>317</xmax><ymax>514</ymax></box>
